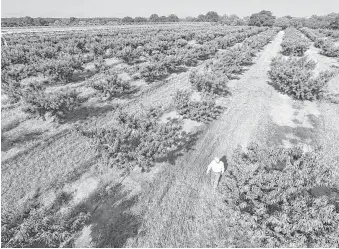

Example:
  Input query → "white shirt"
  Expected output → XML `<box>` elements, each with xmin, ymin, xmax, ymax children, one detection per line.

<box><xmin>207</xmin><ymin>160</ymin><xmax>225</xmax><ymax>173</ymax></box>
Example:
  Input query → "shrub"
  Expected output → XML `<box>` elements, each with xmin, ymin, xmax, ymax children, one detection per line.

<box><xmin>1</xmin><ymin>77</ymin><xmax>22</xmax><ymax>103</ymax></box>
<box><xmin>138</xmin><ymin>62</ymin><xmax>169</xmax><ymax>82</ymax></box>
<box><xmin>314</xmin><ymin>38</ymin><xmax>327</xmax><ymax>48</ymax></box>
<box><xmin>281</xmin><ymin>28</ymin><xmax>310</xmax><ymax>56</ymax></box>
<box><xmin>320</xmin><ymin>40</ymin><xmax>339</xmax><ymax>57</ymax></box>
<box><xmin>21</xmin><ymin>82</ymin><xmax>80</xmax><ymax>121</ymax></box>
<box><xmin>77</xmin><ymin>109</ymin><xmax>185</xmax><ymax>172</ymax></box>
<box><xmin>1</xmin><ymin>196</ymin><xmax>90</xmax><ymax>248</ymax></box>
<box><xmin>173</xmin><ymin>90</ymin><xmax>224</xmax><ymax>123</ymax></box>
<box><xmin>88</xmin><ymin>71</ymin><xmax>131</xmax><ymax>98</ymax></box>
<box><xmin>208</xmin><ymin>46</ymin><xmax>254</xmax><ymax>79</ymax></box>
<box><xmin>189</xmin><ymin>70</ymin><xmax>229</xmax><ymax>96</ymax></box>
<box><xmin>220</xmin><ymin>144</ymin><xmax>339</xmax><ymax>247</ymax></box>
<box><xmin>268</xmin><ymin>56</ymin><xmax>334</xmax><ymax>100</ymax></box>
<box><xmin>39</xmin><ymin>56</ymin><xmax>84</xmax><ymax>83</ymax></box>
<box><xmin>116</xmin><ymin>46</ymin><xmax>142</xmax><ymax>64</ymax></box>
<box><xmin>93</xmin><ymin>57</ymin><xmax>110</xmax><ymax>73</ymax></box>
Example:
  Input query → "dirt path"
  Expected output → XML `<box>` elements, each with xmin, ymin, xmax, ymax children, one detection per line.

<box><xmin>123</xmin><ymin>31</ymin><xmax>285</xmax><ymax>247</ymax></box>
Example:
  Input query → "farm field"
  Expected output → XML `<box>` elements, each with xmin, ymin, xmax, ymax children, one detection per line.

<box><xmin>1</xmin><ymin>21</ymin><xmax>339</xmax><ymax>248</ymax></box>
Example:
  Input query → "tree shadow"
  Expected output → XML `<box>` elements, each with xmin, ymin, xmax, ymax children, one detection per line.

<box><xmin>266</xmin><ymin>80</ymin><xmax>287</xmax><ymax>95</ymax></box>
<box><xmin>63</xmin><ymin>104</ymin><xmax>121</xmax><ymax>124</ymax></box>
<box><xmin>108</xmin><ymin>87</ymin><xmax>141</xmax><ymax>100</ymax></box>
<box><xmin>76</xmin><ymin>183</ymin><xmax>142</xmax><ymax>248</ymax></box>
<box><xmin>141</xmin><ymin>66</ymin><xmax>189</xmax><ymax>84</ymax></box>
<box><xmin>156</xmin><ymin>130</ymin><xmax>203</xmax><ymax>165</ymax></box>
<box><xmin>48</xmin><ymin>155</ymin><xmax>100</xmax><ymax>191</ymax></box>
<box><xmin>265</xmin><ymin>122</ymin><xmax>318</xmax><ymax>149</ymax></box>
<box><xmin>71</xmin><ymin>70</ymin><xmax>97</xmax><ymax>83</ymax></box>
<box><xmin>169</xmin><ymin>66</ymin><xmax>190</xmax><ymax>74</ymax></box>
<box><xmin>1</xmin><ymin>130</ymin><xmax>43</xmax><ymax>152</ymax></box>
<box><xmin>1</xmin><ymin>129</ymin><xmax>70</xmax><ymax>165</ymax></box>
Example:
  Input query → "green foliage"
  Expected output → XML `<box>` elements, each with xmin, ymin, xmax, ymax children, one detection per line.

<box><xmin>319</xmin><ymin>40</ymin><xmax>339</xmax><ymax>57</ymax></box>
<box><xmin>329</xmin><ymin>16</ymin><xmax>339</xmax><ymax>30</ymax></box>
<box><xmin>138</xmin><ymin>62</ymin><xmax>169</xmax><ymax>82</ymax></box>
<box><xmin>1</xmin><ymin>77</ymin><xmax>22</xmax><ymax>103</ymax></box>
<box><xmin>249</xmin><ymin>10</ymin><xmax>276</xmax><ymax>27</ymax></box>
<box><xmin>299</xmin><ymin>27</ymin><xmax>339</xmax><ymax>58</ymax></box>
<box><xmin>1</xmin><ymin>196</ymin><xmax>90</xmax><ymax>248</ymax></box>
<box><xmin>116</xmin><ymin>46</ymin><xmax>142</xmax><ymax>64</ymax></box>
<box><xmin>205</xmin><ymin>11</ymin><xmax>220</xmax><ymax>22</ymax></box>
<box><xmin>281</xmin><ymin>28</ymin><xmax>310</xmax><ymax>56</ymax></box>
<box><xmin>39</xmin><ymin>56</ymin><xmax>84</xmax><ymax>83</ymax></box>
<box><xmin>1</xmin><ymin>64</ymin><xmax>38</xmax><ymax>102</ymax></box>
<box><xmin>314</xmin><ymin>38</ymin><xmax>327</xmax><ymax>48</ymax></box>
<box><xmin>77</xmin><ymin>108</ymin><xmax>185</xmax><ymax>172</ymax></box>
<box><xmin>189</xmin><ymin>70</ymin><xmax>229</xmax><ymax>96</ymax></box>
<box><xmin>21</xmin><ymin>82</ymin><xmax>80</xmax><ymax>120</ymax></box>
<box><xmin>93</xmin><ymin>57</ymin><xmax>110</xmax><ymax>73</ymax></box>
<box><xmin>268</xmin><ymin>56</ymin><xmax>335</xmax><ymax>100</ymax></box>
<box><xmin>274</xmin><ymin>17</ymin><xmax>291</xmax><ymax>29</ymax></box>
<box><xmin>220</xmin><ymin>144</ymin><xmax>339</xmax><ymax>247</ymax></box>
<box><xmin>208</xmin><ymin>46</ymin><xmax>254</xmax><ymax>79</ymax></box>
<box><xmin>173</xmin><ymin>90</ymin><xmax>224</xmax><ymax>123</ymax></box>
<box><xmin>88</xmin><ymin>71</ymin><xmax>131</xmax><ymax>98</ymax></box>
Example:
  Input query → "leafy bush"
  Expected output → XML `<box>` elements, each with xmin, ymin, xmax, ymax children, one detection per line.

<box><xmin>93</xmin><ymin>57</ymin><xmax>110</xmax><ymax>73</ymax></box>
<box><xmin>1</xmin><ymin>64</ymin><xmax>37</xmax><ymax>83</ymax></box>
<box><xmin>173</xmin><ymin>90</ymin><xmax>224</xmax><ymax>123</ymax></box>
<box><xmin>77</xmin><ymin>108</ymin><xmax>185</xmax><ymax>172</ymax></box>
<box><xmin>268</xmin><ymin>56</ymin><xmax>335</xmax><ymax>100</ymax></box>
<box><xmin>319</xmin><ymin>40</ymin><xmax>339</xmax><ymax>57</ymax></box>
<box><xmin>2</xmin><ymin>207</ymin><xmax>90</xmax><ymax>248</ymax></box>
<box><xmin>314</xmin><ymin>38</ymin><xmax>327</xmax><ymax>48</ymax></box>
<box><xmin>220</xmin><ymin>144</ymin><xmax>339</xmax><ymax>247</ymax></box>
<box><xmin>1</xmin><ymin>64</ymin><xmax>39</xmax><ymax>102</ymax></box>
<box><xmin>116</xmin><ymin>46</ymin><xmax>142</xmax><ymax>64</ymax></box>
<box><xmin>138</xmin><ymin>62</ymin><xmax>169</xmax><ymax>82</ymax></box>
<box><xmin>189</xmin><ymin>70</ymin><xmax>229</xmax><ymax>96</ymax></box>
<box><xmin>281</xmin><ymin>28</ymin><xmax>310</xmax><ymax>56</ymax></box>
<box><xmin>88</xmin><ymin>71</ymin><xmax>131</xmax><ymax>98</ymax></box>
<box><xmin>38</xmin><ymin>56</ymin><xmax>84</xmax><ymax>83</ymax></box>
<box><xmin>1</xmin><ymin>194</ymin><xmax>90</xmax><ymax>248</ymax></box>
<box><xmin>21</xmin><ymin>82</ymin><xmax>80</xmax><ymax>121</ymax></box>
<box><xmin>299</xmin><ymin>28</ymin><xmax>339</xmax><ymax>58</ymax></box>
<box><xmin>1</xmin><ymin>78</ymin><xmax>22</xmax><ymax>103</ymax></box>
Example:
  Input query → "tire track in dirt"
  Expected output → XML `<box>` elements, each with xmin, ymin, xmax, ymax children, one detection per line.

<box><xmin>128</xmin><ymin>31</ymin><xmax>285</xmax><ymax>247</ymax></box>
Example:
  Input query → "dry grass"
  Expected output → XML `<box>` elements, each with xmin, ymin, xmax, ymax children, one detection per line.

<box><xmin>121</xmin><ymin>31</ymin><xmax>286</xmax><ymax>247</ymax></box>
<box><xmin>0</xmin><ymin>36</ymin><xmax>214</xmax><ymax>215</ymax></box>
<box><xmin>3</xmin><ymin>28</ymin><xmax>339</xmax><ymax>248</ymax></box>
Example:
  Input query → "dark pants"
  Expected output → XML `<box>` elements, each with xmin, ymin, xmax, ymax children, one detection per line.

<box><xmin>210</xmin><ymin>171</ymin><xmax>221</xmax><ymax>188</ymax></box>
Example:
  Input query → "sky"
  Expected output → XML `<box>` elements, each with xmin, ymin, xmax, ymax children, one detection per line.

<box><xmin>1</xmin><ymin>0</ymin><xmax>339</xmax><ymax>18</ymax></box>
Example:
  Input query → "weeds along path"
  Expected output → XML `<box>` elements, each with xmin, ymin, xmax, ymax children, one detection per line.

<box><xmin>127</xmin><ymin>31</ymin><xmax>285</xmax><ymax>247</ymax></box>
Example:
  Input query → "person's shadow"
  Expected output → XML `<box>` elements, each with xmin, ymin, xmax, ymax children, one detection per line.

<box><xmin>220</xmin><ymin>155</ymin><xmax>228</xmax><ymax>171</ymax></box>
<box><xmin>218</xmin><ymin>155</ymin><xmax>228</xmax><ymax>186</ymax></box>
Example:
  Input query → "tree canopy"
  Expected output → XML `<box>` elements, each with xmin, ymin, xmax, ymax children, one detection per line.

<box><xmin>249</xmin><ymin>10</ymin><xmax>276</xmax><ymax>27</ymax></box>
<box><xmin>205</xmin><ymin>11</ymin><xmax>219</xmax><ymax>22</ymax></box>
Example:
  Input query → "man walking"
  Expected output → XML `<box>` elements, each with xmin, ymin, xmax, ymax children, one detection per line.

<box><xmin>206</xmin><ymin>157</ymin><xmax>225</xmax><ymax>189</ymax></box>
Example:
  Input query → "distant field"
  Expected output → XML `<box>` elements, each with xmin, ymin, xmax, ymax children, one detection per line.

<box><xmin>1</xmin><ymin>22</ymin><xmax>212</xmax><ymax>34</ymax></box>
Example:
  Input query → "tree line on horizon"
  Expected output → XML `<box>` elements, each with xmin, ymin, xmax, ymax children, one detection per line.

<box><xmin>2</xmin><ymin>11</ymin><xmax>339</xmax><ymax>29</ymax></box>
